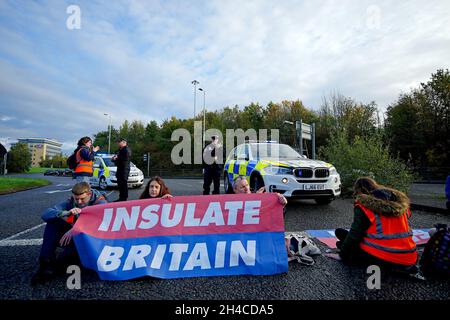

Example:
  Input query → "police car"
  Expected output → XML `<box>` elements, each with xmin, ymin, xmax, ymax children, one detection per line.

<box><xmin>90</xmin><ymin>154</ymin><xmax>144</xmax><ymax>190</ymax></box>
<box><xmin>223</xmin><ymin>142</ymin><xmax>341</xmax><ymax>204</ymax></box>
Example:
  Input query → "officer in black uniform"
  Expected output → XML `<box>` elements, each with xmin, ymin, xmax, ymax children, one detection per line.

<box><xmin>202</xmin><ymin>135</ymin><xmax>222</xmax><ymax>195</ymax></box>
<box><xmin>112</xmin><ymin>137</ymin><xmax>131</xmax><ymax>201</ymax></box>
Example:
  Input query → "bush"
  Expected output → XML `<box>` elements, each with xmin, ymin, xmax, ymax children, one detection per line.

<box><xmin>319</xmin><ymin>131</ymin><xmax>415</xmax><ymax>195</ymax></box>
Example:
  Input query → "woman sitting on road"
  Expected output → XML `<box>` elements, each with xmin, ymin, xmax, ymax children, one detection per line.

<box><xmin>331</xmin><ymin>177</ymin><xmax>418</xmax><ymax>274</ymax></box>
<box><xmin>139</xmin><ymin>176</ymin><xmax>173</xmax><ymax>199</ymax></box>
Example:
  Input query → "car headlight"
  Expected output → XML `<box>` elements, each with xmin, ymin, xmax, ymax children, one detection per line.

<box><xmin>263</xmin><ymin>166</ymin><xmax>293</xmax><ymax>175</ymax></box>
<box><xmin>329</xmin><ymin>166</ymin><xmax>337</xmax><ymax>175</ymax></box>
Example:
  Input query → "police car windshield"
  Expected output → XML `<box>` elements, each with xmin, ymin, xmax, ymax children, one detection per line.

<box><xmin>251</xmin><ymin>144</ymin><xmax>302</xmax><ymax>160</ymax></box>
<box><xmin>102</xmin><ymin>157</ymin><xmax>135</xmax><ymax>167</ymax></box>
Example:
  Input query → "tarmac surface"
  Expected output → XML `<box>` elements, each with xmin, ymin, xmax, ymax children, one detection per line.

<box><xmin>0</xmin><ymin>174</ymin><xmax>449</xmax><ymax>302</ymax></box>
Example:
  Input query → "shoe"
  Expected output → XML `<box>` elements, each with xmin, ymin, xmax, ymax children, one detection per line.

<box><xmin>31</xmin><ymin>259</ymin><xmax>56</xmax><ymax>285</ymax></box>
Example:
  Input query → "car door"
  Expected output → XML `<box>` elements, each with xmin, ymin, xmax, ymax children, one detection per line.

<box><xmin>91</xmin><ymin>157</ymin><xmax>103</xmax><ymax>185</ymax></box>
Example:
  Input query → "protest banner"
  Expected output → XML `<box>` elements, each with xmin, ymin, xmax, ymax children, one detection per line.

<box><xmin>73</xmin><ymin>193</ymin><xmax>288</xmax><ymax>280</ymax></box>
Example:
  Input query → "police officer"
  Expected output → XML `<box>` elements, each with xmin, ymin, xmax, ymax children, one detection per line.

<box><xmin>112</xmin><ymin>137</ymin><xmax>131</xmax><ymax>201</ymax></box>
<box><xmin>202</xmin><ymin>135</ymin><xmax>222</xmax><ymax>195</ymax></box>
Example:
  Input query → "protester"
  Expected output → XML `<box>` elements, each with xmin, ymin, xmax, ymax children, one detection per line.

<box><xmin>232</xmin><ymin>175</ymin><xmax>288</xmax><ymax>206</ymax></box>
<box><xmin>139</xmin><ymin>176</ymin><xmax>173</xmax><ymax>199</ymax></box>
<box><xmin>202</xmin><ymin>135</ymin><xmax>222</xmax><ymax>195</ymax></box>
<box><xmin>73</xmin><ymin>136</ymin><xmax>100</xmax><ymax>184</ymax></box>
<box><xmin>331</xmin><ymin>177</ymin><xmax>418</xmax><ymax>274</ymax></box>
<box><xmin>112</xmin><ymin>137</ymin><xmax>131</xmax><ymax>202</ymax></box>
<box><xmin>31</xmin><ymin>182</ymin><xmax>107</xmax><ymax>285</ymax></box>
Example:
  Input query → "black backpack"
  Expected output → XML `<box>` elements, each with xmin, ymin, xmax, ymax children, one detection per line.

<box><xmin>420</xmin><ymin>224</ymin><xmax>450</xmax><ymax>279</ymax></box>
<box><xmin>67</xmin><ymin>148</ymin><xmax>80</xmax><ymax>170</ymax></box>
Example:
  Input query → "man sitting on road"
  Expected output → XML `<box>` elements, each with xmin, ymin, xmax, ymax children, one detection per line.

<box><xmin>232</xmin><ymin>175</ymin><xmax>288</xmax><ymax>207</ymax></box>
<box><xmin>31</xmin><ymin>182</ymin><xmax>107</xmax><ymax>285</ymax></box>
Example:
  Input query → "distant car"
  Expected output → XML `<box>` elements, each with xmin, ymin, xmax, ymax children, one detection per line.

<box><xmin>223</xmin><ymin>141</ymin><xmax>341</xmax><ymax>204</ymax></box>
<box><xmin>61</xmin><ymin>169</ymin><xmax>73</xmax><ymax>176</ymax></box>
<box><xmin>44</xmin><ymin>169</ymin><xmax>58</xmax><ymax>176</ymax></box>
<box><xmin>90</xmin><ymin>154</ymin><xmax>144</xmax><ymax>190</ymax></box>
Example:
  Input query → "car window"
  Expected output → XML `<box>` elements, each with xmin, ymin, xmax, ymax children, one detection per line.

<box><xmin>250</xmin><ymin>143</ymin><xmax>302</xmax><ymax>160</ymax></box>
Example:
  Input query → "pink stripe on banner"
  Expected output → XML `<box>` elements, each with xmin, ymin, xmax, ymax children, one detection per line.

<box><xmin>72</xmin><ymin>193</ymin><xmax>284</xmax><ymax>239</ymax></box>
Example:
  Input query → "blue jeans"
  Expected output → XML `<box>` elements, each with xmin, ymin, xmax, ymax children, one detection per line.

<box><xmin>39</xmin><ymin>218</ymin><xmax>77</xmax><ymax>262</ymax></box>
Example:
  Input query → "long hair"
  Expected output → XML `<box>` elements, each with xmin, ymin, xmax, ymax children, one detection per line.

<box><xmin>77</xmin><ymin>136</ymin><xmax>92</xmax><ymax>147</ymax></box>
<box><xmin>139</xmin><ymin>176</ymin><xmax>171</xmax><ymax>199</ymax></box>
<box><xmin>353</xmin><ymin>177</ymin><xmax>380</xmax><ymax>196</ymax></box>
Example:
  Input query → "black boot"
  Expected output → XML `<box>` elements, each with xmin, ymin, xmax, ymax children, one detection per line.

<box><xmin>31</xmin><ymin>258</ymin><xmax>56</xmax><ymax>285</ymax></box>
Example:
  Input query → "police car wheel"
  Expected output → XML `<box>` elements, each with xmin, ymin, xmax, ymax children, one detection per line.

<box><xmin>224</xmin><ymin>174</ymin><xmax>233</xmax><ymax>194</ymax></box>
<box><xmin>99</xmin><ymin>176</ymin><xmax>108</xmax><ymax>190</ymax></box>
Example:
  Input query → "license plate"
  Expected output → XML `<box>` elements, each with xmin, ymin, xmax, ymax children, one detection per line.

<box><xmin>303</xmin><ymin>184</ymin><xmax>325</xmax><ymax>190</ymax></box>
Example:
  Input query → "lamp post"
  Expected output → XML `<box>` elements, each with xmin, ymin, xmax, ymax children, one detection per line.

<box><xmin>104</xmin><ymin>113</ymin><xmax>111</xmax><ymax>154</ymax></box>
<box><xmin>198</xmin><ymin>88</ymin><xmax>206</xmax><ymax>146</ymax></box>
<box><xmin>191</xmin><ymin>80</ymin><xmax>199</xmax><ymax>118</ymax></box>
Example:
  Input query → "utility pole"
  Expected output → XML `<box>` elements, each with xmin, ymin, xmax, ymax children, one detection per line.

<box><xmin>191</xmin><ymin>80</ymin><xmax>199</xmax><ymax>119</ymax></box>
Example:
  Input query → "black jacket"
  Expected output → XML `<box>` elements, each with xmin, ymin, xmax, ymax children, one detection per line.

<box><xmin>114</xmin><ymin>146</ymin><xmax>131</xmax><ymax>175</ymax></box>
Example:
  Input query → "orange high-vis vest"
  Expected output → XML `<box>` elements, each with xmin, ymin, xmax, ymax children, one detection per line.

<box><xmin>74</xmin><ymin>148</ymin><xmax>93</xmax><ymax>175</ymax></box>
<box><xmin>356</xmin><ymin>201</ymin><xmax>418</xmax><ymax>266</ymax></box>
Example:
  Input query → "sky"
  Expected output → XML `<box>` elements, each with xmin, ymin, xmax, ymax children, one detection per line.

<box><xmin>1</xmin><ymin>0</ymin><xmax>449</xmax><ymax>154</ymax></box>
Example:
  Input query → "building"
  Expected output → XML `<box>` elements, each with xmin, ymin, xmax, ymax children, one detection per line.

<box><xmin>15</xmin><ymin>138</ymin><xmax>63</xmax><ymax>167</ymax></box>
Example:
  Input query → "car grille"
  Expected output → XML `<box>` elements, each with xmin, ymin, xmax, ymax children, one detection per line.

<box><xmin>130</xmin><ymin>173</ymin><xmax>139</xmax><ymax>177</ymax></box>
<box><xmin>315</xmin><ymin>168</ymin><xmax>330</xmax><ymax>178</ymax></box>
<box><xmin>294</xmin><ymin>168</ymin><xmax>329</xmax><ymax>178</ymax></box>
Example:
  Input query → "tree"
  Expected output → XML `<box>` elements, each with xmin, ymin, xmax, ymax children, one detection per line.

<box><xmin>385</xmin><ymin>69</ymin><xmax>450</xmax><ymax>170</ymax></box>
<box><xmin>6</xmin><ymin>143</ymin><xmax>31</xmax><ymax>173</ymax></box>
<box><xmin>319</xmin><ymin>131</ymin><xmax>414</xmax><ymax>195</ymax></box>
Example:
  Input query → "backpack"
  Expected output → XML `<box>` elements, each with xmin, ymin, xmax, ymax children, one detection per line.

<box><xmin>67</xmin><ymin>148</ymin><xmax>80</xmax><ymax>170</ymax></box>
<box><xmin>419</xmin><ymin>224</ymin><xmax>450</xmax><ymax>279</ymax></box>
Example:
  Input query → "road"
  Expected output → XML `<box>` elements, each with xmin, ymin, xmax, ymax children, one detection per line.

<box><xmin>0</xmin><ymin>174</ymin><xmax>449</xmax><ymax>301</ymax></box>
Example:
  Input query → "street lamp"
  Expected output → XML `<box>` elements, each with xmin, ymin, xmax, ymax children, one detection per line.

<box><xmin>191</xmin><ymin>80</ymin><xmax>199</xmax><ymax>118</ymax></box>
<box><xmin>198</xmin><ymin>88</ymin><xmax>206</xmax><ymax>146</ymax></box>
<box><xmin>104</xmin><ymin>113</ymin><xmax>112</xmax><ymax>154</ymax></box>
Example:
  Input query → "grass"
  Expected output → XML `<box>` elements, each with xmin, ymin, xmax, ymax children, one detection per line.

<box><xmin>0</xmin><ymin>177</ymin><xmax>51</xmax><ymax>194</ymax></box>
<box><xmin>27</xmin><ymin>167</ymin><xmax>59</xmax><ymax>174</ymax></box>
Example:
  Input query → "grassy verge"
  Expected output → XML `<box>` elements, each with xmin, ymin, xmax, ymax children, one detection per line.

<box><xmin>0</xmin><ymin>177</ymin><xmax>51</xmax><ymax>195</ymax></box>
<box><xmin>27</xmin><ymin>167</ymin><xmax>55</xmax><ymax>174</ymax></box>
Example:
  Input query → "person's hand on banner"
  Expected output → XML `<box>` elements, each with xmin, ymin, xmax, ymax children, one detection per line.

<box><xmin>161</xmin><ymin>194</ymin><xmax>173</xmax><ymax>199</ymax></box>
<box><xmin>60</xmin><ymin>229</ymin><xmax>74</xmax><ymax>246</ymax></box>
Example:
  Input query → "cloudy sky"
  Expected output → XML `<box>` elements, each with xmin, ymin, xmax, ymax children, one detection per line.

<box><xmin>1</xmin><ymin>0</ymin><xmax>449</xmax><ymax>154</ymax></box>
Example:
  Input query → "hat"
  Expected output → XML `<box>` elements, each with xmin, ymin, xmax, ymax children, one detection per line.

<box><xmin>116</xmin><ymin>137</ymin><xmax>127</xmax><ymax>142</ymax></box>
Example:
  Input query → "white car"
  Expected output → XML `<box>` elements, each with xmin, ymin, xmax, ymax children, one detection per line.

<box><xmin>90</xmin><ymin>155</ymin><xmax>144</xmax><ymax>190</ymax></box>
<box><xmin>223</xmin><ymin>142</ymin><xmax>341</xmax><ymax>204</ymax></box>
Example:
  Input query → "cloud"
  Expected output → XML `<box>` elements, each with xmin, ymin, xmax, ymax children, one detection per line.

<box><xmin>0</xmin><ymin>0</ymin><xmax>449</xmax><ymax>148</ymax></box>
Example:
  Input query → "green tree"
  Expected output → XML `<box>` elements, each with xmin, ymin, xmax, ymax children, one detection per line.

<box><xmin>319</xmin><ymin>131</ymin><xmax>414</xmax><ymax>195</ymax></box>
<box><xmin>7</xmin><ymin>143</ymin><xmax>31</xmax><ymax>173</ymax></box>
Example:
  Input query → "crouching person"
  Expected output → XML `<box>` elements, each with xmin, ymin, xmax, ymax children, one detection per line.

<box><xmin>31</xmin><ymin>182</ymin><xmax>107</xmax><ymax>285</ymax></box>
<box><xmin>333</xmin><ymin>177</ymin><xmax>418</xmax><ymax>275</ymax></box>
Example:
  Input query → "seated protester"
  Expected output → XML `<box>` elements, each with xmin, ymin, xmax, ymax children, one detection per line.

<box><xmin>139</xmin><ymin>176</ymin><xmax>173</xmax><ymax>199</ymax></box>
<box><xmin>31</xmin><ymin>182</ymin><xmax>107</xmax><ymax>285</ymax></box>
<box><xmin>333</xmin><ymin>177</ymin><xmax>418</xmax><ymax>274</ymax></box>
<box><xmin>232</xmin><ymin>175</ymin><xmax>287</xmax><ymax>206</ymax></box>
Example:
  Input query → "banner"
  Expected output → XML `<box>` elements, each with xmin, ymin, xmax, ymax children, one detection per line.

<box><xmin>73</xmin><ymin>193</ymin><xmax>288</xmax><ymax>280</ymax></box>
<box><xmin>306</xmin><ymin>229</ymin><xmax>431</xmax><ymax>249</ymax></box>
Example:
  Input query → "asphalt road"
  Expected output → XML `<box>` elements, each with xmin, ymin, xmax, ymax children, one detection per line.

<box><xmin>0</xmin><ymin>174</ymin><xmax>449</xmax><ymax>301</ymax></box>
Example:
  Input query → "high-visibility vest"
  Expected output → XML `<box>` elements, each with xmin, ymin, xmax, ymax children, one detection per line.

<box><xmin>357</xmin><ymin>201</ymin><xmax>418</xmax><ymax>265</ymax></box>
<box><xmin>74</xmin><ymin>147</ymin><xmax>93</xmax><ymax>175</ymax></box>
<box><xmin>66</xmin><ymin>194</ymin><xmax>106</xmax><ymax>224</ymax></box>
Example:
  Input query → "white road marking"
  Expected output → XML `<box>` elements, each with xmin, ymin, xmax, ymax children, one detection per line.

<box><xmin>56</xmin><ymin>184</ymin><xmax>72</xmax><ymax>187</ymax></box>
<box><xmin>45</xmin><ymin>188</ymin><xmax>72</xmax><ymax>194</ymax></box>
<box><xmin>0</xmin><ymin>239</ymin><xmax>42</xmax><ymax>247</ymax></box>
<box><xmin>1</xmin><ymin>223</ymin><xmax>46</xmax><ymax>241</ymax></box>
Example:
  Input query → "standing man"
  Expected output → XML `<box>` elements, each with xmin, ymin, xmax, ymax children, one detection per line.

<box><xmin>112</xmin><ymin>137</ymin><xmax>131</xmax><ymax>202</ymax></box>
<box><xmin>202</xmin><ymin>135</ymin><xmax>222</xmax><ymax>195</ymax></box>
<box><xmin>31</xmin><ymin>182</ymin><xmax>107</xmax><ymax>285</ymax></box>
<box><xmin>73</xmin><ymin>136</ymin><xmax>100</xmax><ymax>184</ymax></box>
